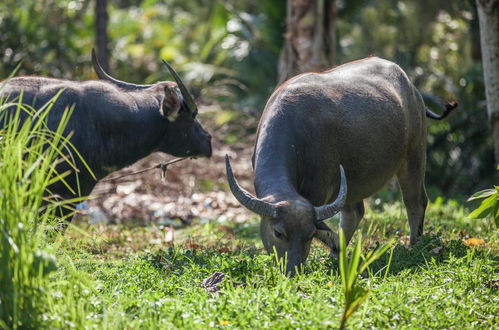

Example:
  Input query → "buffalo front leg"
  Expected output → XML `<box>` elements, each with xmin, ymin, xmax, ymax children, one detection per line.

<box><xmin>397</xmin><ymin>159</ymin><xmax>428</xmax><ymax>245</ymax></box>
<box><xmin>339</xmin><ymin>201</ymin><xmax>365</xmax><ymax>248</ymax></box>
<box><xmin>314</xmin><ymin>202</ymin><xmax>364</xmax><ymax>257</ymax></box>
<box><xmin>314</xmin><ymin>221</ymin><xmax>339</xmax><ymax>257</ymax></box>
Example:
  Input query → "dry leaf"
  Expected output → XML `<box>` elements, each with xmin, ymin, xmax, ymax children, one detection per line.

<box><xmin>201</xmin><ymin>271</ymin><xmax>246</xmax><ymax>294</ymax></box>
<box><xmin>216</xmin><ymin>246</ymin><xmax>231</xmax><ymax>253</ymax></box>
<box><xmin>399</xmin><ymin>236</ymin><xmax>410</xmax><ymax>245</ymax></box>
<box><xmin>463</xmin><ymin>238</ymin><xmax>486</xmax><ymax>247</ymax></box>
<box><xmin>429</xmin><ymin>246</ymin><xmax>444</xmax><ymax>254</ymax></box>
<box><xmin>202</xmin><ymin>272</ymin><xmax>227</xmax><ymax>293</ymax></box>
<box><xmin>186</xmin><ymin>242</ymin><xmax>204</xmax><ymax>250</ymax></box>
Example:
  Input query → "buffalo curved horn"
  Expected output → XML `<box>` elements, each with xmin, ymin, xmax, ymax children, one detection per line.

<box><xmin>225</xmin><ymin>155</ymin><xmax>279</xmax><ymax>218</ymax></box>
<box><xmin>161</xmin><ymin>60</ymin><xmax>198</xmax><ymax>115</ymax></box>
<box><xmin>91</xmin><ymin>48</ymin><xmax>152</xmax><ymax>90</ymax></box>
<box><xmin>314</xmin><ymin>165</ymin><xmax>347</xmax><ymax>221</ymax></box>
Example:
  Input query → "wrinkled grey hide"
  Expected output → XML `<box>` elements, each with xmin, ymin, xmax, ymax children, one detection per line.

<box><xmin>0</xmin><ymin>51</ymin><xmax>212</xmax><ymax>223</ymax></box>
<box><xmin>226</xmin><ymin>56</ymin><xmax>456</xmax><ymax>275</ymax></box>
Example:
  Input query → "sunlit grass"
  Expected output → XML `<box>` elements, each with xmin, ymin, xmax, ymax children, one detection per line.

<box><xmin>52</xmin><ymin>199</ymin><xmax>499</xmax><ymax>329</ymax></box>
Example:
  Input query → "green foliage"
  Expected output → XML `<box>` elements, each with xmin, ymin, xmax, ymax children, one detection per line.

<box><xmin>468</xmin><ymin>176</ymin><xmax>499</xmax><ymax>227</ymax></box>
<box><xmin>107</xmin><ymin>0</ymin><xmax>285</xmax><ymax>111</ymax></box>
<box><xmin>0</xmin><ymin>0</ymin><xmax>93</xmax><ymax>78</ymax></box>
<box><xmin>0</xmin><ymin>0</ymin><xmax>284</xmax><ymax>111</ymax></box>
<box><xmin>0</xmin><ymin>0</ymin><xmax>494</xmax><ymax>196</ymax></box>
<box><xmin>338</xmin><ymin>230</ymin><xmax>394</xmax><ymax>329</ymax></box>
<box><xmin>0</xmin><ymin>92</ymin><xmax>82</xmax><ymax>327</ymax></box>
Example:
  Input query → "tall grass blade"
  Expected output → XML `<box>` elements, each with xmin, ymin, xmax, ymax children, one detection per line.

<box><xmin>339</xmin><ymin>230</ymin><xmax>394</xmax><ymax>330</ymax></box>
<box><xmin>0</xmin><ymin>88</ymin><xmax>90</xmax><ymax>328</ymax></box>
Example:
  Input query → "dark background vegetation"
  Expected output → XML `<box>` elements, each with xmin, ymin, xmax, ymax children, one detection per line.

<box><xmin>0</xmin><ymin>0</ymin><xmax>495</xmax><ymax>200</ymax></box>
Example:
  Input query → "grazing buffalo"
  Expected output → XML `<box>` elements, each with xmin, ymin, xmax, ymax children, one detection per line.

<box><xmin>226</xmin><ymin>57</ymin><xmax>456</xmax><ymax>275</ymax></box>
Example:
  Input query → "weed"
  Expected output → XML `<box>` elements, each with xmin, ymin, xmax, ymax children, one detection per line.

<box><xmin>338</xmin><ymin>230</ymin><xmax>394</xmax><ymax>329</ymax></box>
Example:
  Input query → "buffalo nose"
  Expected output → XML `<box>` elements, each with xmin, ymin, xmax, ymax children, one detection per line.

<box><xmin>206</xmin><ymin>144</ymin><xmax>213</xmax><ymax>157</ymax></box>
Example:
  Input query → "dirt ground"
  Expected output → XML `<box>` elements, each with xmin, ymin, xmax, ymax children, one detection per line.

<box><xmin>75</xmin><ymin>114</ymin><xmax>257</xmax><ymax>226</ymax></box>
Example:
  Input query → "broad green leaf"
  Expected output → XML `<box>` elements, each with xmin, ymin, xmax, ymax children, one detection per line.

<box><xmin>493</xmin><ymin>201</ymin><xmax>499</xmax><ymax>228</ymax></box>
<box><xmin>467</xmin><ymin>188</ymin><xmax>496</xmax><ymax>201</ymax></box>
<box><xmin>468</xmin><ymin>194</ymin><xmax>497</xmax><ymax>219</ymax></box>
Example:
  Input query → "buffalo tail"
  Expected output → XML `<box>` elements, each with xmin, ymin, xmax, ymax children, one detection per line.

<box><xmin>425</xmin><ymin>101</ymin><xmax>458</xmax><ymax>120</ymax></box>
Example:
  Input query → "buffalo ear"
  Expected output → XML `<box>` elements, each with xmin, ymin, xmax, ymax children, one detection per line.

<box><xmin>160</xmin><ymin>84</ymin><xmax>181</xmax><ymax>122</ymax></box>
<box><xmin>314</xmin><ymin>229</ymin><xmax>339</xmax><ymax>258</ymax></box>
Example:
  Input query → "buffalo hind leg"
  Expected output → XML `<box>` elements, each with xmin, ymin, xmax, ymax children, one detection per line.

<box><xmin>397</xmin><ymin>160</ymin><xmax>428</xmax><ymax>245</ymax></box>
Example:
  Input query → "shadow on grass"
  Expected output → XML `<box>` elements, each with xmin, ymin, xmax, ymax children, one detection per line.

<box><xmin>311</xmin><ymin>234</ymin><xmax>497</xmax><ymax>278</ymax></box>
<box><xmin>366</xmin><ymin>234</ymin><xmax>496</xmax><ymax>276</ymax></box>
<box><xmin>144</xmin><ymin>245</ymin><xmax>264</xmax><ymax>279</ymax></box>
<box><xmin>144</xmin><ymin>231</ymin><xmax>494</xmax><ymax>280</ymax></box>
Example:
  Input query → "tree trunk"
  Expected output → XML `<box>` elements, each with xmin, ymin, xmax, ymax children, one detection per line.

<box><xmin>470</xmin><ymin>3</ymin><xmax>482</xmax><ymax>61</ymax></box>
<box><xmin>476</xmin><ymin>0</ymin><xmax>499</xmax><ymax>163</ymax></box>
<box><xmin>277</xmin><ymin>0</ymin><xmax>336</xmax><ymax>84</ymax></box>
<box><xmin>95</xmin><ymin>0</ymin><xmax>110</xmax><ymax>72</ymax></box>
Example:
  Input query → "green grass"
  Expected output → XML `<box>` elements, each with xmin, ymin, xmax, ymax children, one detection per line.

<box><xmin>44</xmin><ymin>200</ymin><xmax>498</xmax><ymax>329</ymax></box>
<box><xmin>1</xmin><ymin>92</ymin><xmax>497</xmax><ymax>329</ymax></box>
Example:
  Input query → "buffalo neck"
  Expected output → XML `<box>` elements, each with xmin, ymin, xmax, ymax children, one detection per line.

<box><xmin>76</xmin><ymin>89</ymin><xmax>167</xmax><ymax>178</ymax></box>
<box><xmin>252</xmin><ymin>103</ymin><xmax>336</xmax><ymax>207</ymax></box>
<box><xmin>253</xmin><ymin>121</ymin><xmax>304</xmax><ymax>204</ymax></box>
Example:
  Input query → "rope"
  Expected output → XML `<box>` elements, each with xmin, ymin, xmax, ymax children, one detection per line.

<box><xmin>101</xmin><ymin>157</ymin><xmax>187</xmax><ymax>182</ymax></box>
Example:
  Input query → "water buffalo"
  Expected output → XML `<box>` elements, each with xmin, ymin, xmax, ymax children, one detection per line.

<box><xmin>226</xmin><ymin>56</ymin><xmax>456</xmax><ymax>275</ymax></box>
<box><xmin>0</xmin><ymin>50</ymin><xmax>212</xmax><ymax>221</ymax></box>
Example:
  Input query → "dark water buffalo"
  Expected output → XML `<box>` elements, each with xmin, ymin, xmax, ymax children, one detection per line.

<box><xmin>0</xmin><ymin>50</ymin><xmax>212</xmax><ymax>220</ymax></box>
<box><xmin>226</xmin><ymin>56</ymin><xmax>456</xmax><ymax>275</ymax></box>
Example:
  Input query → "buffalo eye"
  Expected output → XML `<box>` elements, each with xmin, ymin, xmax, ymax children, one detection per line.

<box><xmin>274</xmin><ymin>229</ymin><xmax>285</xmax><ymax>240</ymax></box>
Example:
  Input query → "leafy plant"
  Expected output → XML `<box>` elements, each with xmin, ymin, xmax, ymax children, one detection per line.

<box><xmin>0</xmin><ymin>91</ymin><xmax>85</xmax><ymax>328</ymax></box>
<box><xmin>467</xmin><ymin>167</ymin><xmax>499</xmax><ymax>227</ymax></box>
<box><xmin>338</xmin><ymin>230</ymin><xmax>394</xmax><ymax>330</ymax></box>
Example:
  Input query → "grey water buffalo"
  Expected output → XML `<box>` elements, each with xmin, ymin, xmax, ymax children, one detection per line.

<box><xmin>226</xmin><ymin>56</ymin><xmax>456</xmax><ymax>275</ymax></box>
<box><xmin>0</xmin><ymin>50</ymin><xmax>212</xmax><ymax>221</ymax></box>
